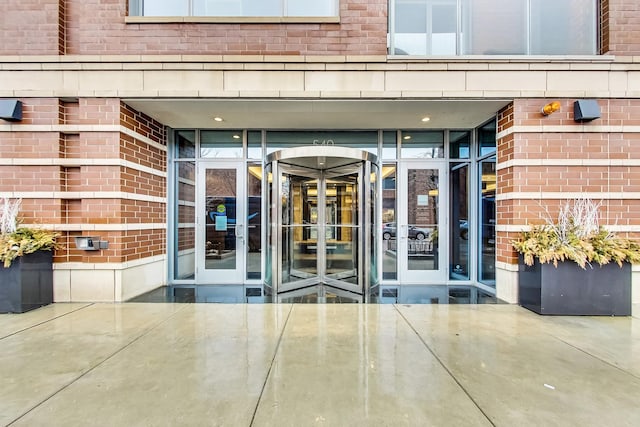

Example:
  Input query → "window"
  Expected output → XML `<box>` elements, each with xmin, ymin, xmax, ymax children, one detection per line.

<box><xmin>130</xmin><ymin>0</ymin><xmax>338</xmax><ymax>17</ymax></box>
<box><xmin>390</xmin><ymin>0</ymin><xmax>597</xmax><ymax>56</ymax></box>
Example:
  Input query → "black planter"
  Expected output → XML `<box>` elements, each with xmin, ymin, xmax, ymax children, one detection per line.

<box><xmin>518</xmin><ymin>256</ymin><xmax>631</xmax><ymax>316</ymax></box>
<box><xmin>0</xmin><ymin>251</ymin><xmax>53</xmax><ymax>313</ymax></box>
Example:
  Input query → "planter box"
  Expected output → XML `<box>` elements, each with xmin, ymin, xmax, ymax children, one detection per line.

<box><xmin>518</xmin><ymin>256</ymin><xmax>631</xmax><ymax>316</ymax></box>
<box><xmin>0</xmin><ymin>251</ymin><xmax>53</xmax><ymax>313</ymax></box>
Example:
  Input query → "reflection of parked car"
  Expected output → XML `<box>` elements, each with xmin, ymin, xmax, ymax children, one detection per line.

<box><xmin>382</xmin><ymin>223</ymin><xmax>432</xmax><ymax>240</ymax></box>
<box><xmin>459</xmin><ymin>220</ymin><xmax>469</xmax><ymax>240</ymax></box>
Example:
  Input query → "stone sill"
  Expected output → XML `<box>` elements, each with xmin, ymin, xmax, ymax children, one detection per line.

<box><xmin>125</xmin><ymin>16</ymin><xmax>340</xmax><ymax>24</ymax></box>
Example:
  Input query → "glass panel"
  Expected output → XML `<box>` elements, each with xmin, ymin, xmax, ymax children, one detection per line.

<box><xmin>204</xmin><ymin>169</ymin><xmax>237</xmax><ymax>270</ymax></box>
<box><xmin>266</xmin><ymin>131</ymin><xmax>378</xmax><ymax>155</ymax></box>
<box><xmin>174</xmin><ymin>161</ymin><xmax>195</xmax><ymax>279</ymax></box>
<box><xmin>288</xmin><ymin>0</ymin><xmax>336</xmax><ymax>17</ymax></box>
<box><xmin>370</xmin><ymin>163</ymin><xmax>379</xmax><ymax>289</ymax></box>
<box><xmin>407</xmin><ymin>168</ymin><xmax>439</xmax><ymax>271</ymax></box>
<box><xmin>394</xmin><ymin>0</ymin><xmax>427</xmax><ymax>55</ymax></box>
<box><xmin>194</xmin><ymin>0</ymin><xmax>280</xmax><ymax>16</ymax></box>
<box><xmin>478</xmin><ymin>120</ymin><xmax>497</xmax><ymax>156</ymax></box>
<box><xmin>176</xmin><ymin>130</ymin><xmax>196</xmax><ymax>159</ymax></box>
<box><xmin>141</xmin><ymin>0</ymin><xmax>189</xmax><ymax>16</ymax></box>
<box><xmin>382</xmin><ymin>131</ymin><xmax>397</xmax><ymax>160</ymax></box>
<box><xmin>247</xmin><ymin>130</ymin><xmax>262</xmax><ymax>159</ymax></box>
<box><xmin>326</xmin><ymin>226</ymin><xmax>358</xmax><ymax>284</ymax></box>
<box><xmin>400</xmin><ymin>131</ymin><xmax>444</xmax><ymax>158</ymax></box>
<box><xmin>479</xmin><ymin>159</ymin><xmax>496</xmax><ymax>285</ymax></box>
<box><xmin>264</xmin><ymin>164</ymin><xmax>273</xmax><ymax>292</ymax></box>
<box><xmin>450</xmin><ymin>130</ymin><xmax>471</xmax><ymax>159</ymax></box>
<box><xmin>200</xmin><ymin>130</ymin><xmax>243</xmax><ymax>158</ymax></box>
<box><xmin>530</xmin><ymin>0</ymin><xmax>596</xmax><ymax>55</ymax></box>
<box><xmin>460</xmin><ymin>0</ymin><xmax>527</xmax><ymax>55</ymax></box>
<box><xmin>431</xmin><ymin>2</ymin><xmax>457</xmax><ymax>55</ymax></box>
<box><xmin>450</xmin><ymin>163</ymin><xmax>469</xmax><ymax>280</ymax></box>
<box><xmin>247</xmin><ymin>164</ymin><xmax>262</xmax><ymax>280</ymax></box>
<box><xmin>326</xmin><ymin>173</ymin><xmax>359</xmax><ymax>284</ymax></box>
<box><xmin>281</xmin><ymin>175</ymin><xmax>319</xmax><ymax>284</ymax></box>
<box><xmin>381</xmin><ymin>165</ymin><xmax>397</xmax><ymax>280</ymax></box>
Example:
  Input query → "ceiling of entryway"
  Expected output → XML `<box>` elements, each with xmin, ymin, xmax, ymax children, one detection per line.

<box><xmin>123</xmin><ymin>99</ymin><xmax>511</xmax><ymax>130</ymax></box>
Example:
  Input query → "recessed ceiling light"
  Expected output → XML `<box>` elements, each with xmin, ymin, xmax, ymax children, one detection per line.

<box><xmin>213</xmin><ymin>117</ymin><xmax>224</xmax><ymax>122</ymax></box>
<box><xmin>421</xmin><ymin>116</ymin><xmax>431</xmax><ymax>122</ymax></box>
<box><xmin>403</xmin><ymin>135</ymin><xmax>411</xmax><ymax>140</ymax></box>
<box><xmin>232</xmin><ymin>134</ymin><xmax>240</xmax><ymax>139</ymax></box>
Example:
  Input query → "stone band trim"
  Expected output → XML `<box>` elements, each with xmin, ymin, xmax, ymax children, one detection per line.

<box><xmin>53</xmin><ymin>254</ymin><xmax>166</xmax><ymax>271</ymax></box>
<box><xmin>0</xmin><ymin>158</ymin><xmax>166</xmax><ymax>178</ymax></box>
<box><xmin>0</xmin><ymin>191</ymin><xmax>166</xmax><ymax>203</ymax></box>
<box><xmin>0</xmin><ymin>125</ymin><xmax>167</xmax><ymax>152</ymax></box>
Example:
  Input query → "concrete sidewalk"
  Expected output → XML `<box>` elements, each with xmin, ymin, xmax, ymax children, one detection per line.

<box><xmin>1</xmin><ymin>303</ymin><xmax>639</xmax><ymax>426</ymax></box>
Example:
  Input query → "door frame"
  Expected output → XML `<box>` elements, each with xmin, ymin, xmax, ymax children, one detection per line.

<box><xmin>196</xmin><ymin>160</ymin><xmax>246</xmax><ymax>284</ymax></box>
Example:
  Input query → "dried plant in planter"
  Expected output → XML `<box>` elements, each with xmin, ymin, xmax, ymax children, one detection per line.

<box><xmin>512</xmin><ymin>197</ymin><xmax>640</xmax><ymax>268</ymax></box>
<box><xmin>0</xmin><ymin>198</ymin><xmax>61</xmax><ymax>268</ymax></box>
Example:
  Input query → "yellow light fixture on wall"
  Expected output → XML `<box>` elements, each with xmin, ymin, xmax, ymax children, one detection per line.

<box><xmin>541</xmin><ymin>101</ymin><xmax>561</xmax><ymax>116</ymax></box>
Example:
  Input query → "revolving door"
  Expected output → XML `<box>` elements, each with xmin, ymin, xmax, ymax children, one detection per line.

<box><xmin>265</xmin><ymin>147</ymin><xmax>379</xmax><ymax>303</ymax></box>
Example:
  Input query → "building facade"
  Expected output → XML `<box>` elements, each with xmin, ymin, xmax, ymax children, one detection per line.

<box><xmin>0</xmin><ymin>0</ymin><xmax>639</xmax><ymax>305</ymax></box>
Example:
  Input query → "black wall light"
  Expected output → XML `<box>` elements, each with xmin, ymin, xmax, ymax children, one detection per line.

<box><xmin>574</xmin><ymin>100</ymin><xmax>601</xmax><ymax>122</ymax></box>
<box><xmin>0</xmin><ymin>99</ymin><xmax>23</xmax><ymax>122</ymax></box>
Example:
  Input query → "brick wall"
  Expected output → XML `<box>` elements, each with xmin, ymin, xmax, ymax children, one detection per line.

<box><xmin>496</xmin><ymin>99</ymin><xmax>640</xmax><ymax>265</ymax></box>
<box><xmin>5</xmin><ymin>1</ymin><xmax>640</xmax><ymax>57</ymax></box>
<box><xmin>606</xmin><ymin>0</ymin><xmax>640</xmax><ymax>55</ymax></box>
<box><xmin>0</xmin><ymin>98</ymin><xmax>167</xmax><ymax>265</ymax></box>
<box><xmin>0</xmin><ymin>0</ymin><xmax>388</xmax><ymax>56</ymax></box>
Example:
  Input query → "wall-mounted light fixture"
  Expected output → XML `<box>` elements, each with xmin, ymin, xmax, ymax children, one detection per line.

<box><xmin>74</xmin><ymin>236</ymin><xmax>109</xmax><ymax>251</ymax></box>
<box><xmin>0</xmin><ymin>99</ymin><xmax>23</xmax><ymax>122</ymax></box>
<box><xmin>541</xmin><ymin>101</ymin><xmax>561</xmax><ymax>116</ymax></box>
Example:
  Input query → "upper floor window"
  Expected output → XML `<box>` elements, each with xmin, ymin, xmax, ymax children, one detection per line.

<box><xmin>130</xmin><ymin>0</ymin><xmax>338</xmax><ymax>17</ymax></box>
<box><xmin>389</xmin><ymin>0</ymin><xmax>597</xmax><ymax>56</ymax></box>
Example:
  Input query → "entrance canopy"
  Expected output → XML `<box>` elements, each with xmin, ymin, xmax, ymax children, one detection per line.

<box><xmin>124</xmin><ymin>99</ymin><xmax>510</xmax><ymax>130</ymax></box>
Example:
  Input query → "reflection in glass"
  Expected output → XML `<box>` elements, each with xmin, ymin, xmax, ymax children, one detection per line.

<box><xmin>264</xmin><ymin>164</ymin><xmax>273</xmax><ymax>293</ymax></box>
<box><xmin>478</xmin><ymin>120</ymin><xmax>497</xmax><ymax>156</ymax></box>
<box><xmin>450</xmin><ymin>131</ymin><xmax>471</xmax><ymax>159</ymax></box>
<box><xmin>390</xmin><ymin>0</ymin><xmax>596</xmax><ymax>56</ymax></box>
<box><xmin>370</xmin><ymin>163</ymin><xmax>379</xmax><ymax>289</ymax></box>
<box><xmin>382</xmin><ymin>165</ymin><xmax>397</xmax><ymax>279</ymax></box>
<box><xmin>247</xmin><ymin>164</ymin><xmax>262</xmax><ymax>280</ymax></box>
<box><xmin>407</xmin><ymin>168</ymin><xmax>439</xmax><ymax>271</ymax></box>
<box><xmin>281</xmin><ymin>175</ymin><xmax>319</xmax><ymax>284</ymax></box>
<box><xmin>450</xmin><ymin>163</ymin><xmax>469</xmax><ymax>280</ymax></box>
<box><xmin>460</xmin><ymin>0</ymin><xmax>527</xmax><ymax>55</ymax></box>
<box><xmin>400</xmin><ymin>131</ymin><xmax>444</xmax><ymax>158</ymax></box>
<box><xmin>393</xmin><ymin>0</ymin><xmax>457</xmax><ymax>55</ymax></box>
<box><xmin>176</xmin><ymin>130</ymin><xmax>196</xmax><ymax>158</ymax></box>
<box><xmin>204</xmin><ymin>169</ymin><xmax>237</xmax><ymax>270</ymax></box>
<box><xmin>200</xmin><ymin>130</ymin><xmax>243</xmax><ymax>158</ymax></box>
<box><xmin>479</xmin><ymin>159</ymin><xmax>496</xmax><ymax>285</ymax></box>
<box><xmin>382</xmin><ymin>131</ymin><xmax>397</xmax><ymax>160</ymax></box>
<box><xmin>174</xmin><ymin>161</ymin><xmax>195</xmax><ymax>279</ymax></box>
<box><xmin>247</xmin><ymin>131</ymin><xmax>262</xmax><ymax>159</ymax></box>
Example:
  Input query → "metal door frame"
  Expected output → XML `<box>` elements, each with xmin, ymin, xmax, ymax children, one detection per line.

<box><xmin>195</xmin><ymin>160</ymin><xmax>246</xmax><ymax>284</ymax></box>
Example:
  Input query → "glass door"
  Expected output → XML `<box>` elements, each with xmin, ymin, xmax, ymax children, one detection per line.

<box><xmin>398</xmin><ymin>163</ymin><xmax>446</xmax><ymax>283</ymax></box>
<box><xmin>277</xmin><ymin>164</ymin><xmax>362</xmax><ymax>296</ymax></box>
<box><xmin>279</xmin><ymin>166</ymin><xmax>320</xmax><ymax>293</ymax></box>
<box><xmin>196</xmin><ymin>162</ymin><xmax>245</xmax><ymax>283</ymax></box>
<box><xmin>322</xmin><ymin>165</ymin><xmax>361</xmax><ymax>294</ymax></box>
